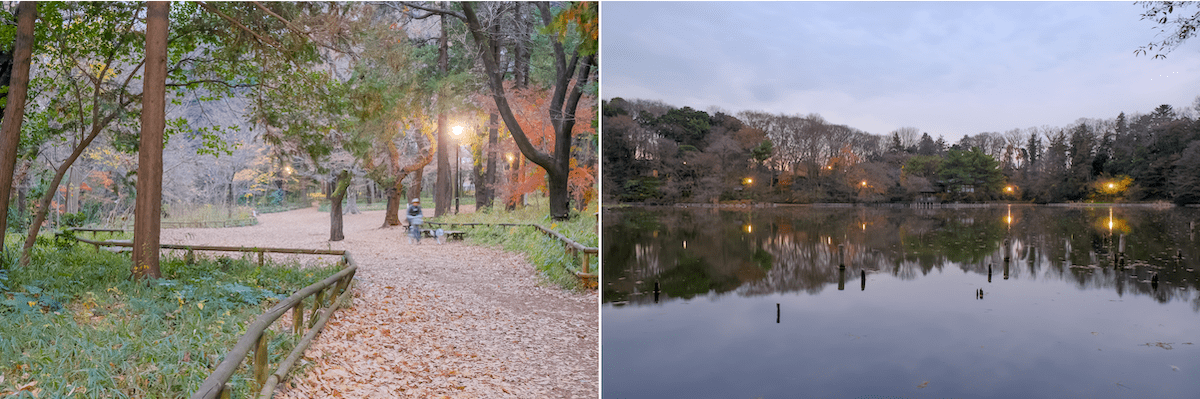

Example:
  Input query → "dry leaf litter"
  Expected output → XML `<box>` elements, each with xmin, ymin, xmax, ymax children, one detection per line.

<box><xmin>160</xmin><ymin>207</ymin><xmax>598</xmax><ymax>398</ymax></box>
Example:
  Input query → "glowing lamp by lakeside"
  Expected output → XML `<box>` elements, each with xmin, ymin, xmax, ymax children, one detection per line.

<box><xmin>743</xmin><ymin>177</ymin><xmax>753</xmax><ymax>185</ymax></box>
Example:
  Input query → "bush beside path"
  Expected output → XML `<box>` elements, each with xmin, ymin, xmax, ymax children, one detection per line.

<box><xmin>161</xmin><ymin>207</ymin><xmax>598</xmax><ymax>398</ymax></box>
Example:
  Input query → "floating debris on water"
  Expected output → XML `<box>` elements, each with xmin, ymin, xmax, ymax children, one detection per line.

<box><xmin>1142</xmin><ymin>342</ymin><xmax>1174</xmax><ymax>350</ymax></box>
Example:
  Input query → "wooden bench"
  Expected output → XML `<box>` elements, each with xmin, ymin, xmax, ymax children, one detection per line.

<box><xmin>420</xmin><ymin>229</ymin><xmax>466</xmax><ymax>240</ymax></box>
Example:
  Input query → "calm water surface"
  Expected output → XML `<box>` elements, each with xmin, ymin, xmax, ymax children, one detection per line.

<box><xmin>602</xmin><ymin>205</ymin><xmax>1200</xmax><ymax>399</ymax></box>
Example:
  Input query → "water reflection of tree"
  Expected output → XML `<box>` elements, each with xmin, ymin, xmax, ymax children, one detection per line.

<box><xmin>605</xmin><ymin>206</ymin><xmax>1200</xmax><ymax>310</ymax></box>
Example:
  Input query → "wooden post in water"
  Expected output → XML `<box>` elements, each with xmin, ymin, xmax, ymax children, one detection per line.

<box><xmin>1118</xmin><ymin>234</ymin><xmax>1126</xmax><ymax>266</ymax></box>
<box><xmin>838</xmin><ymin>267</ymin><xmax>845</xmax><ymax>291</ymax></box>
<box><xmin>860</xmin><ymin>270</ymin><xmax>866</xmax><ymax>291</ymax></box>
<box><xmin>988</xmin><ymin>264</ymin><xmax>992</xmax><ymax>283</ymax></box>
<box><xmin>838</xmin><ymin>244</ymin><xmax>846</xmax><ymax>269</ymax></box>
<box><xmin>1003</xmin><ymin>239</ymin><xmax>1011</xmax><ymax>262</ymax></box>
<box><xmin>776</xmin><ymin>303</ymin><xmax>780</xmax><ymax>323</ymax></box>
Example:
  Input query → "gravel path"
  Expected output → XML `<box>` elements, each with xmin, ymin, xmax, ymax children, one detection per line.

<box><xmin>161</xmin><ymin>207</ymin><xmax>598</xmax><ymax>398</ymax></box>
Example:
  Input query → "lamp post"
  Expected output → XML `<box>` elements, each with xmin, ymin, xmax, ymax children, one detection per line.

<box><xmin>451</xmin><ymin>125</ymin><xmax>463</xmax><ymax>214</ymax></box>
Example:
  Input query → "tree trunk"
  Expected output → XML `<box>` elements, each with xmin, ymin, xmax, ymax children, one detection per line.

<box><xmin>513</xmin><ymin>3</ymin><xmax>531</xmax><ymax>89</ymax></box>
<box><xmin>383</xmin><ymin>180</ymin><xmax>403</xmax><ymax>227</ymax></box>
<box><xmin>0</xmin><ymin>2</ymin><xmax>36</xmax><ymax>252</ymax></box>
<box><xmin>132</xmin><ymin>1</ymin><xmax>169</xmax><ymax>279</ymax></box>
<box><xmin>480</xmin><ymin>113</ymin><xmax>499</xmax><ymax>210</ymax></box>
<box><xmin>410</xmin><ymin>172</ymin><xmax>424</xmax><ymax>202</ymax></box>
<box><xmin>461</xmin><ymin>3</ymin><xmax>594</xmax><ymax>221</ymax></box>
<box><xmin>473</xmin><ymin>145</ymin><xmax>485</xmax><ymax>211</ymax></box>
<box><xmin>434</xmin><ymin>9</ymin><xmax>451</xmax><ymax>217</ymax></box>
<box><xmin>19</xmin><ymin>122</ymin><xmax>116</xmax><ymax>265</ymax></box>
<box><xmin>365</xmin><ymin>180</ymin><xmax>373</xmax><ymax>205</ymax></box>
<box><xmin>328</xmin><ymin>170</ymin><xmax>351</xmax><ymax>241</ymax></box>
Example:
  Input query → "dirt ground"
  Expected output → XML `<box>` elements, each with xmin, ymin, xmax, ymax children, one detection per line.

<box><xmin>160</xmin><ymin>207</ymin><xmax>598</xmax><ymax>398</ymax></box>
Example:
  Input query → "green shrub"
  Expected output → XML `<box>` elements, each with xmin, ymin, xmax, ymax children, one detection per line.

<box><xmin>432</xmin><ymin>202</ymin><xmax>597</xmax><ymax>290</ymax></box>
<box><xmin>0</xmin><ymin>244</ymin><xmax>341</xmax><ymax>397</ymax></box>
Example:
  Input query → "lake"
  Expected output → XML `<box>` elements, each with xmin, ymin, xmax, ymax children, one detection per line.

<box><xmin>602</xmin><ymin>205</ymin><xmax>1200</xmax><ymax>399</ymax></box>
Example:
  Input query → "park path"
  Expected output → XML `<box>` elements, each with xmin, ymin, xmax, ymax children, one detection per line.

<box><xmin>160</xmin><ymin>207</ymin><xmax>598</xmax><ymax>398</ymax></box>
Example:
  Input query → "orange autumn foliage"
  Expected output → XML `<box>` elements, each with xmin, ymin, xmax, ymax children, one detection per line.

<box><xmin>478</xmin><ymin>83</ymin><xmax>596</xmax><ymax>209</ymax></box>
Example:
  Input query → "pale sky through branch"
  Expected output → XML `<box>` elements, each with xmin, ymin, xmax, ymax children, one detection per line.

<box><xmin>602</xmin><ymin>1</ymin><xmax>1200</xmax><ymax>143</ymax></box>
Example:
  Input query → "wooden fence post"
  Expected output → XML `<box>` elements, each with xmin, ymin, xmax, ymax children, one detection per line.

<box><xmin>254</xmin><ymin>331</ymin><xmax>269</xmax><ymax>393</ymax></box>
<box><xmin>293</xmin><ymin>301</ymin><xmax>305</xmax><ymax>337</ymax></box>
<box><xmin>309</xmin><ymin>288</ymin><xmax>324</xmax><ymax>328</ymax></box>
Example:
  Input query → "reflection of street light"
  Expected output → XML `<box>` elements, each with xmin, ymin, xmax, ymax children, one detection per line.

<box><xmin>452</xmin><ymin>125</ymin><xmax>464</xmax><ymax>214</ymax></box>
<box><xmin>1108</xmin><ymin>207</ymin><xmax>1114</xmax><ymax>233</ymax></box>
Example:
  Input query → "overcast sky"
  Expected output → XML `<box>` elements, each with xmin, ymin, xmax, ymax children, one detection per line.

<box><xmin>602</xmin><ymin>1</ymin><xmax>1200</xmax><ymax>143</ymax></box>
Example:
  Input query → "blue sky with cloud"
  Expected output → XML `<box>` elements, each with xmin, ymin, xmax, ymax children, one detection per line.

<box><xmin>602</xmin><ymin>1</ymin><xmax>1200</xmax><ymax>142</ymax></box>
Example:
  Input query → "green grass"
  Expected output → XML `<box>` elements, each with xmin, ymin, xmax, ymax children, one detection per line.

<box><xmin>431</xmin><ymin>202</ymin><xmax>598</xmax><ymax>290</ymax></box>
<box><xmin>0</xmin><ymin>237</ymin><xmax>340</xmax><ymax>398</ymax></box>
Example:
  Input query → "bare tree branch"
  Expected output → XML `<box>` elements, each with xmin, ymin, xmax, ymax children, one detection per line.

<box><xmin>197</xmin><ymin>1</ymin><xmax>286</xmax><ymax>51</ymax></box>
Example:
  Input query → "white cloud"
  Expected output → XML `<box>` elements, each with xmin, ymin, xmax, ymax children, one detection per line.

<box><xmin>603</xmin><ymin>1</ymin><xmax>1200</xmax><ymax>142</ymax></box>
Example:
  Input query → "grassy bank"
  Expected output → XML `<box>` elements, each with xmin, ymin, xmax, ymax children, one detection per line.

<box><xmin>0</xmin><ymin>237</ymin><xmax>339</xmax><ymax>397</ymax></box>
<box><xmin>432</xmin><ymin>203</ymin><xmax>597</xmax><ymax>290</ymax></box>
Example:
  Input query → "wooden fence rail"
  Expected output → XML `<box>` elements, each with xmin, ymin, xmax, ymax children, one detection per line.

<box><xmin>67</xmin><ymin>234</ymin><xmax>357</xmax><ymax>399</ymax></box>
<box><xmin>423</xmin><ymin>221</ymin><xmax>597</xmax><ymax>287</ymax></box>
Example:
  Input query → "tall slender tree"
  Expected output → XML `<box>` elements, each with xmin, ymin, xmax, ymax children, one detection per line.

<box><xmin>132</xmin><ymin>1</ymin><xmax>169</xmax><ymax>279</ymax></box>
<box><xmin>0</xmin><ymin>2</ymin><xmax>35</xmax><ymax>259</ymax></box>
